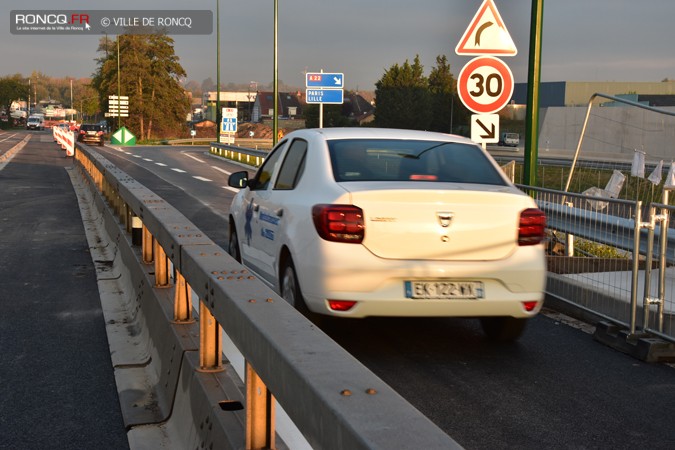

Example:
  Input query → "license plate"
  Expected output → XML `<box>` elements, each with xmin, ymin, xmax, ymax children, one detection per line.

<box><xmin>405</xmin><ymin>281</ymin><xmax>484</xmax><ymax>299</ymax></box>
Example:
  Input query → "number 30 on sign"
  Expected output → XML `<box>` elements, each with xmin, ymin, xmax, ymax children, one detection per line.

<box><xmin>457</xmin><ymin>56</ymin><xmax>514</xmax><ymax>115</ymax></box>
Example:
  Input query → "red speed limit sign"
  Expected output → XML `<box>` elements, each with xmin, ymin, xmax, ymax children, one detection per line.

<box><xmin>457</xmin><ymin>56</ymin><xmax>514</xmax><ymax>114</ymax></box>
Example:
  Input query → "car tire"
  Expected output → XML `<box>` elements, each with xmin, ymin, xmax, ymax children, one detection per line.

<box><xmin>280</xmin><ymin>258</ymin><xmax>320</xmax><ymax>323</ymax></box>
<box><xmin>228</xmin><ymin>226</ymin><xmax>241</xmax><ymax>263</ymax></box>
<box><xmin>480</xmin><ymin>317</ymin><xmax>528</xmax><ymax>342</ymax></box>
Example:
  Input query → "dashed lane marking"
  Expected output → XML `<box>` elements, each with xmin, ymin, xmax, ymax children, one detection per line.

<box><xmin>183</xmin><ymin>153</ymin><xmax>205</xmax><ymax>163</ymax></box>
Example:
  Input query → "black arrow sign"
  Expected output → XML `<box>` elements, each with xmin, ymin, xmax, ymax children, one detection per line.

<box><xmin>476</xmin><ymin>118</ymin><xmax>496</xmax><ymax>139</ymax></box>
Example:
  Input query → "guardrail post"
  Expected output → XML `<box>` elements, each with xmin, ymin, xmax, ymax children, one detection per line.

<box><xmin>246</xmin><ymin>362</ymin><xmax>275</xmax><ymax>450</ymax></box>
<box><xmin>629</xmin><ymin>201</ymin><xmax>643</xmax><ymax>335</ymax></box>
<box><xmin>131</xmin><ymin>216</ymin><xmax>142</xmax><ymax>246</ymax></box>
<box><xmin>657</xmin><ymin>190</ymin><xmax>670</xmax><ymax>332</ymax></box>
<box><xmin>142</xmin><ymin>225</ymin><xmax>154</xmax><ymax>264</ymax></box>
<box><xmin>153</xmin><ymin>240</ymin><xmax>170</xmax><ymax>287</ymax></box>
<box><xmin>124</xmin><ymin>203</ymin><xmax>132</xmax><ymax>234</ymax></box>
<box><xmin>642</xmin><ymin>205</ymin><xmax>657</xmax><ymax>331</ymax></box>
<box><xmin>199</xmin><ymin>301</ymin><xmax>222</xmax><ymax>371</ymax></box>
<box><xmin>564</xmin><ymin>201</ymin><xmax>575</xmax><ymax>256</ymax></box>
<box><xmin>173</xmin><ymin>271</ymin><xmax>194</xmax><ymax>323</ymax></box>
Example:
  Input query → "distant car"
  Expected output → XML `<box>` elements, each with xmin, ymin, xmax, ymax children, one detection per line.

<box><xmin>26</xmin><ymin>116</ymin><xmax>44</xmax><ymax>131</ymax></box>
<box><xmin>77</xmin><ymin>123</ymin><xmax>105</xmax><ymax>146</ymax></box>
<box><xmin>227</xmin><ymin>128</ymin><xmax>547</xmax><ymax>341</ymax></box>
<box><xmin>498</xmin><ymin>132</ymin><xmax>520</xmax><ymax>147</ymax></box>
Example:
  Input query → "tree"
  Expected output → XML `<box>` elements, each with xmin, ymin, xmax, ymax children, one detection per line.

<box><xmin>303</xmin><ymin>103</ymin><xmax>351</xmax><ymax>128</ymax></box>
<box><xmin>428</xmin><ymin>55</ymin><xmax>455</xmax><ymax>133</ymax></box>
<box><xmin>91</xmin><ymin>33</ymin><xmax>190</xmax><ymax>140</ymax></box>
<box><xmin>0</xmin><ymin>75</ymin><xmax>28</xmax><ymax>126</ymax></box>
<box><xmin>374</xmin><ymin>55</ymin><xmax>432</xmax><ymax>130</ymax></box>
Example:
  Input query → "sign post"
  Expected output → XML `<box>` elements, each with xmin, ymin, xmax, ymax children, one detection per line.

<box><xmin>220</xmin><ymin>107</ymin><xmax>237</xmax><ymax>144</ymax></box>
<box><xmin>455</xmin><ymin>0</ymin><xmax>517</xmax><ymax>147</ymax></box>
<box><xmin>305</xmin><ymin>72</ymin><xmax>344</xmax><ymax>128</ymax></box>
<box><xmin>107</xmin><ymin>95</ymin><xmax>129</xmax><ymax>118</ymax></box>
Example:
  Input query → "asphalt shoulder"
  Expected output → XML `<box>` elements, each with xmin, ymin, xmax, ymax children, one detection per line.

<box><xmin>0</xmin><ymin>131</ymin><xmax>129</xmax><ymax>449</ymax></box>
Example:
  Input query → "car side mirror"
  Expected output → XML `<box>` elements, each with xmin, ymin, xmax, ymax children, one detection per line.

<box><xmin>228</xmin><ymin>171</ymin><xmax>250</xmax><ymax>189</ymax></box>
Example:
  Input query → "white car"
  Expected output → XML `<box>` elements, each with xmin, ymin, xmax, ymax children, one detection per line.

<box><xmin>227</xmin><ymin>128</ymin><xmax>546</xmax><ymax>341</ymax></box>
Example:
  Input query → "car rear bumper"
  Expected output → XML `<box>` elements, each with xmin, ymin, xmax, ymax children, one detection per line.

<box><xmin>296</xmin><ymin>244</ymin><xmax>546</xmax><ymax>318</ymax></box>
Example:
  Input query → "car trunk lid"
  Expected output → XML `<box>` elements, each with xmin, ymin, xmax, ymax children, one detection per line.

<box><xmin>343</xmin><ymin>183</ymin><xmax>535</xmax><ymax>261</ymax></box>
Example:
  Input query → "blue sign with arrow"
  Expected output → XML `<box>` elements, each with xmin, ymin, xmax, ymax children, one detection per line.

<box><xmin>306</xmin><ymin>72</ymin><xmax>344</xmax><ymax>88</ymax></box>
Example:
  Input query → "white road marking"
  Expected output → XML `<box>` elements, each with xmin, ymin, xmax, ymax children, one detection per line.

<box><xmin>132</xmin><ymin>154</ymin><xmax>142</xmax><ymax>158</ymax></box>
<box><xmin>184</xmin><ymin>153</ymin><xmax>205</xmax><ymax>163</ymax></box>
<box><xmin>171</xmin><ymin>168</ymin><xmax>187</xmax><ymax>173</ymax></box>
<box><xmin>223</xmin><ymin>186</ymin><xmax>239</xmax><ymax>193</ymax></box>
<box><xmin>143</xmin><ymin>158</ymin><xmax>153</xmax><ymax>162</ymax></box>
<box><xmin>155</xmin><ymin>162</ymin><xmax>167</xmax><ymax>167</ymax></box>
<box><xmin>193</xmin><ymin>176</ymin><xmax>213</xmax><ymax>182</ymax></box>
<box><xmin>212</xmin><ymin>166</ymin><xmax>232</xmax><ymax>175</ymax></box>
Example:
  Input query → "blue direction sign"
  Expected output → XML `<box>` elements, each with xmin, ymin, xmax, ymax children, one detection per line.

<box><xmin>306</xmin><ymin>72</ymin><xmax>344</xmax><ymax>88</ymax></box>
<box><xmin>306</xmin><ymin>89</ymin><xmax>344</xmax><ymax>104</ymax></box>
<box><xmin>221</xmin><ymin>117</ymin><xmax>237</xmax><ymax>133</ymax></box>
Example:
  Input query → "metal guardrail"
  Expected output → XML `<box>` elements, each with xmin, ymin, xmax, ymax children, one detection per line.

<box><xmin>73</xmin><ymin>142</ymin><xmax>462</xmax><ymax>449</ymax></box>
<box><xmin>210</xmin><ymin>142</ymin><xmax>269</xmax><ymax>168</ymax></box>
<box><xmin>521</xmin><ymin>185</ymin><xmax>675</xmax><ymax>349</ymax></box>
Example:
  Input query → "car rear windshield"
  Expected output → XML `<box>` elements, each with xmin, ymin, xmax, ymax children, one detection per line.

<box><xmin>328</xmin><ymin>139</ymin><xmax>507</xmax><ymax>185</ymax></box>
<box><xmin>80</xmin><ymin>124</ymin><xmax>102</xmax><ymax>131</ymax></box>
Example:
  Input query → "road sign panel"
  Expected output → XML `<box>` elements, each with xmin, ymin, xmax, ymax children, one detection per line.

<box><xmin>457</xmin><ymin>56</ymin><xmax>514</xmax><ymax>114</ymax></box>
<box><xmin>471</xmin><ymin>114</ymin><xmax>499</xmax><ymax>144</ymax></box>
<box><xmin>455</xmin><ymin>0</ymin><xmax>517</xmax><ymax>56</ymax></box>
<box><xmin>306</xmin><ymin>73</ymin><xmax>344</xmax><ymax>88</ymax></box>
<box><xmin>222</xmin><ymin>107</ymin><xmax>237</xmax><ymax>119</ymax></box>
<box><xmin>306</xmin><ymin>89</ymin><xmax>344</xmax><ymax>104</ymax></box>
<box><xmin>111</xmin><ymin>126</ymin><xmax>136</xmax><ymax>146</ymax></box>
<box><xmin>221</xmin><ymin>117</ymin><xmax>237</xmax><ymax>133</ymax></box>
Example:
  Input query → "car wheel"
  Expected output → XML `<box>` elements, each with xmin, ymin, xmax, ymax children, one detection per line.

<box><xmin>280</xmin><ymin>259</ymin><xmax>317</xmax><ymax>321</ymax></box>
<box><xmin>228</xmin><ymin>226</ymin><xmax>241</xmax><ymax>263</ymax></box>
<box><xmin>480</xmin><ymin>317</ymin><xmax>528</xmax><ymax>342</ymax></box>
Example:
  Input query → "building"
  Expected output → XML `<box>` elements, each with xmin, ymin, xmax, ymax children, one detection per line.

<box><xmin>513</xmin><ymin>80</ymin><xmax>675</xmax><ymax>107</ymax></box>
<box><xmin>252</xmin><ymin>91</ymin><xmax>304</xmax><ymax>122</ymax></box>
<box><xmin>203</xmin><ymin>91</ymin><xmax>258</xmax><ymax>122</ymax></box>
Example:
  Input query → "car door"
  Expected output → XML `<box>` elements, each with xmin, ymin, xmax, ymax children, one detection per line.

<box><xmin>255</xmin><ymin>138</ymin><xmax>308</xmax><ymax>283</ymax></box>
<box><xmin>238</xmin><ymin>141</ymin><xmax>286</xmax><ymax>285</ymax></box>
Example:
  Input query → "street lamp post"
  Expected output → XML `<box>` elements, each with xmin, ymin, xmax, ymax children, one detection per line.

<box><xmin>273</xmin><ymin>0</ymin><xmax>278</xmax><ymax>145</ymax></box>
<box><xmin>216</xmin><ymin>0</ymin><xmax>221</xmax><ymax>140</ymax></box>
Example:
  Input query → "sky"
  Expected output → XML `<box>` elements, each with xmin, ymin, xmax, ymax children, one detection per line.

<box><xmin>2</xmin><ymin>0</ymin><xmax>675</xmax><ymax>92</ymax></box>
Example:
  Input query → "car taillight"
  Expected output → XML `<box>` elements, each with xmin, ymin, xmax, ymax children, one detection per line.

<box><xmin>522</xmin><ymin>301</ymin><xmax>539</xmax><ymax>312</ymax></box>
<box><xmin>312</xmin><ymin>204</ymin><xmax>364</xmax><ymax>243</ymax></box>
<box><xmin>518</xmin><ymin>208</ymin><xmax>546</xmax><ymax>246</ymax></box>
<box><xmin>328</xmin><ymin>300</ymin><xmax>357</xmax><ymax>311</ymax></box>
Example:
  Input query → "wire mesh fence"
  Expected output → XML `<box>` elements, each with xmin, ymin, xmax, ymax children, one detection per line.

<box><xmin>520</xmin><ymin>184</ymin><xmax>675</xmax><ymax>343</ymax></box>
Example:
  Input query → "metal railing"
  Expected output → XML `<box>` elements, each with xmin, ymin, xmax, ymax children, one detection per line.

<box><xmin>210</xmin><ymin>142</ymin><xmax>269</xmax><ymax>168</ymax></box>
<box><xmin>521</xmin><ymin>185</ymin><xmax>674</xmax><ymax>342</ymax></box>
<box><xmin>73</xmin><ymin>142</ymin><xmax>461</xmax><ymax>449</ymax></box>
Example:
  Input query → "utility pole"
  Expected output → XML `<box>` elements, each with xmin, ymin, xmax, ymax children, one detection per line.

<box><xmin>524</xmin><ymin>0</ymin><xmax>545</xmax><ymax>187</ymax></box>
<box><xmin>216</xmin><ymin>0</ymin><xmax>221</xmax><ymax>141</ymax></box>
<box><xmin>273</xmin><ymin>0</ymin><xmax>278</xmax><ymax>145</ymax></box>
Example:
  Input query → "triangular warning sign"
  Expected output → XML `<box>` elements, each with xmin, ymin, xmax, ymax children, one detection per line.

<box><xmin>455</xmin><ymin>0</ymin><xmax>517</xmax><ymax>56</ymax></box>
